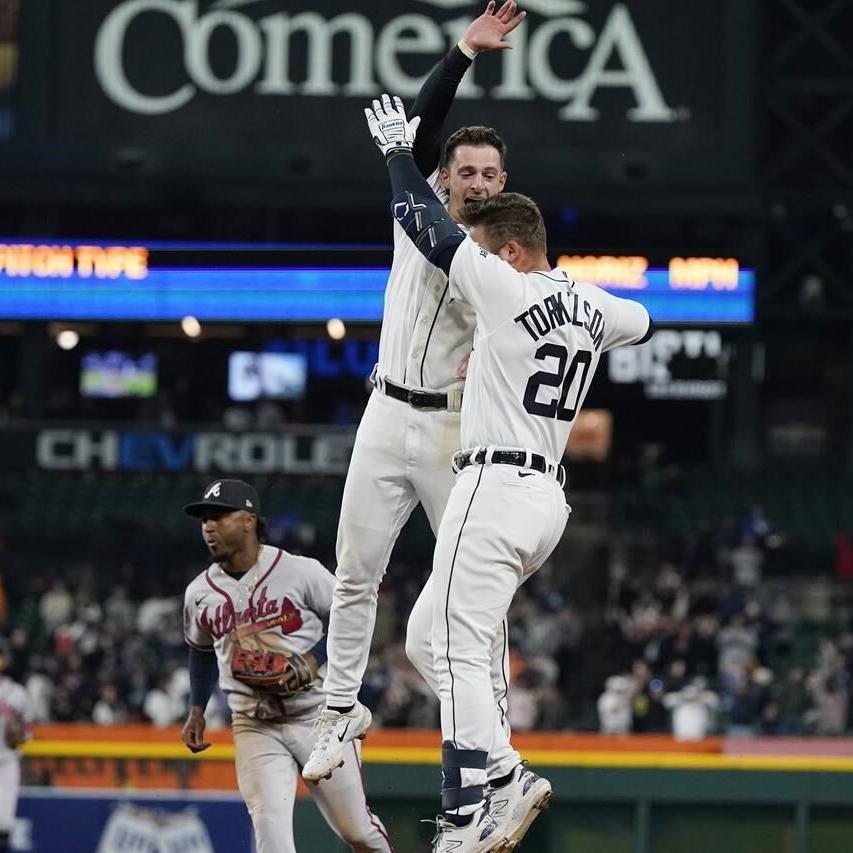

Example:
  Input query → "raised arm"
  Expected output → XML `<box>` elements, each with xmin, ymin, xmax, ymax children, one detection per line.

<box><xmin>366</xmin><ymin>95</ymin><xmax>466</xmax><ymax>275</ymax></box>
<box><xmin>411</xmin><ymin>0</ymin><xmax>526</xmax><ymax>177</ymax></box>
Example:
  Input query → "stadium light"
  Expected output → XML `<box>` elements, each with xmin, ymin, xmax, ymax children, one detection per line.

<box><xmin>181</xmin><ymin>315</ymin><xmax>202</xmax><ymax>338</ymax></box>
<box><xmin>326</xmin><ymin>318</ymin><xmax>346</xmax><ymax>340</ymax></box>
<box><xmin>56</xmin><ymin>329</ymin><xmax>80</xmax><ymax>350</ymax></box>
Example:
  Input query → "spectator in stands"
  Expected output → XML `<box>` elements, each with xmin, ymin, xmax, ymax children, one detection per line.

<box><xmin>631</xmin><ymin>660</ymin><xmax>669</xmax><ymax>733</ymax></box>
<box><xmin>103</xmin><ymin>585</ymin><xmax>136</xmax><ymax>633</ymax></box>
<box><xmin>772</xmin><ymin>666</ymin><xmax>811</xmax><ymax>734</ymax></box>
<box><xmin>725</xmin><ymin>668</ymin><xmax>766</xmax><ymax>737</ymax></box>
<box><xmin>730</xmin><ymin>535</ymin><xmax>764</xmax><ymax>588</ymax></box>
<box><xmin>807</xmin><ymin>640</ymin><xmax>849</xmax><ymax>736</ymax></box>
<box><xmin>717</xmin><ymin>612</ymin><xmax>758</xmax><ymax>673</ymax></box>
<box><xmin>92</xmin><ymin>683</ymin><xmax>127</xmax><ymax>726</ymax></box>
<box><xmin>143</xmin><ymin>674</ymin><xmax>179</xmax><ymax>727</ymax></box>
<box><xmin>507</xmin><ymin>669</ymin><xmax>539</xmax><ymax>733</ymax></box>
<box><xmin>597</xmin><ymin>675</ymin><xmax>634</xmax><ymax>734</ymax></box>
<box><xmin>38</xmin><ymin>580</ymin><xmax>73</xmax><ymax>633</ymax></box>
<box><xmin>663</xmin><ymin>679</ymin><xmax>719</xmax><ymax>740</ymax></box>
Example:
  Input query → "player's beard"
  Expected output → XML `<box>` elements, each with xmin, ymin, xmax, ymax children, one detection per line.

<box><xmin>206</xmin><ymin>540</ymin><xmax>231</xmax><ymax>563</ymax></box>
<box><xmin>460</xmin><ymin>196</ymin><xmax>485</xmax><ymax>222</ymax></box>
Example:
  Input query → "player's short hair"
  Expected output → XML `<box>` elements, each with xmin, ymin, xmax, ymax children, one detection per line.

<box><xmin>465</xmin><ymin>192</ymin><xmax>547</xmax><ymax>254</ymax></box>
<box><xmin>441</xmin><ymin>125</ymin><xmax>507</xmax><ymax>170</ymax></box>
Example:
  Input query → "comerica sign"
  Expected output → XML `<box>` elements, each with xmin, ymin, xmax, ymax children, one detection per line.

<box><xmin>94</xmin><ymin>0</ymin><xmax>679</xmax><ymax>121</ymax></box>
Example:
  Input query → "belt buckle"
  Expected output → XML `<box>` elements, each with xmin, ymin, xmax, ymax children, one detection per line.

<box><xmin>407</xmin><ymin>389</ymin><xmax>417</xmax><ymax>407</ymax></box>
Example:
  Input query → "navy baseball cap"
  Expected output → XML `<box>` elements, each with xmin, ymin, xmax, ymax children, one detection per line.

<box><xmin>184</xmin><ymin>479</ymin><xmax>261</xmax><ymax>518</ymax></box>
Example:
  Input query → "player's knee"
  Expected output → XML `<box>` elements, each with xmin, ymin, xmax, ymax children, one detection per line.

<box><xmin>334</xmin><ymin>552</ymin><xmax>386</xmax><ymax>595</ymax></box>
<box><xmin>333</xmin><ymin>575</ymin><xmax>379</xmax><ymax>607</ymax></box>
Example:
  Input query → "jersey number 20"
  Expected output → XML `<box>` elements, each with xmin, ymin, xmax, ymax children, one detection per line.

<box><xmin>523</xmin><ymin>344</ymin><xmax>592</xmax><ymax>421</ymax></box>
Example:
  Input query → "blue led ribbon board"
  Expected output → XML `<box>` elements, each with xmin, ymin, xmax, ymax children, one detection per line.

<box><xmin>0</xmin><ymin>243</ymin><xmax>754</xmax><ymax>324</ymax></box>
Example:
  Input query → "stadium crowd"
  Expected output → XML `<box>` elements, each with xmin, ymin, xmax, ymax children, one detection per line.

<box><xmin>0</xmin><ymin>504</ymin><xmax>851</xmax><ymax>738</ymax></box>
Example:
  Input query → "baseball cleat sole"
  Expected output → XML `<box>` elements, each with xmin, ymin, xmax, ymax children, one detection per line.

<box><xmin>310</xmin><ymin>760</ymin><xmax>345</xmax><ymax>784</ymax></box>
<box><xmin>496</xmin><ymin>789</ymin><xmax>551</xmax><ymax>851</ymax></box>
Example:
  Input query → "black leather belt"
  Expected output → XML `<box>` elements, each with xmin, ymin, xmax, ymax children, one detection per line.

<box><xmin>381</xmin><ymin>377</ymin><xmax>455</xmax><ymax>410</ymax></box>
<box><xmin>455</xmin><ymin>448</ymin><xmax>562</xmax><ymax>479</ymax></box>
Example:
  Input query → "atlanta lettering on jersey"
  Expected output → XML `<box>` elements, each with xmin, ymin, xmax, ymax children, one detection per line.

<box><xmin>514</xmin><ymin>290</ymin><xmax>605</xmax><ymax>351</ymax></box>
<box><xmin>199</xmin><ymin>585</ymin><xmax>304</xmax><ymax>639</ymax></box>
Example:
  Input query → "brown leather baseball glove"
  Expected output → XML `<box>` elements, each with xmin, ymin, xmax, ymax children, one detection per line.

<box><xmin>230</xmin><ymin>646</ymin><xmax>315</xmax><ymax>696</ymax></box>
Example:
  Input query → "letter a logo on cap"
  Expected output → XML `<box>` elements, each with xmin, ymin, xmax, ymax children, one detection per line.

<box><xmin>204</xmin><ymin>482</ymin><xmax>222</xmax><ymax>499</ymax></box>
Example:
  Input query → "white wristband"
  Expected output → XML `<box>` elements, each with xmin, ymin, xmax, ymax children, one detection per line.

<box><xmin>457</xmin><ymin>39</ymin><xmax>478</xmax><ymax>60</ymax></box>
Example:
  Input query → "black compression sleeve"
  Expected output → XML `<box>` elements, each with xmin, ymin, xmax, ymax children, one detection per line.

<box><xmin>387</xmin><ymin>150</ymin><xmax>465</xmax><ymax>275</ymax></box>
<box><xmin>188</xmin><ymin>645</ymin><xmax>218</xmax><ymax>708</ymax></box>
<box><xmin>309</xmin><ymin>635</ymin><xmax>328</xmax><ymax>667</ymax></box>
<box><xmin>411</xmin><ymin>45</ymin><xmax>473</xmax><ymax>177</ymax></box>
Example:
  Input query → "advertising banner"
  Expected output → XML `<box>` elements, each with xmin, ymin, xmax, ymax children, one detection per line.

<box><xmin>0</xmin><ymin>425</ymin><xmax>357</xmax><ymax>474</ymax></box>
<box><xmin>7</xmin><ymin>1</ymin><xmax>756</xmax><ymax>200</ymax></box>
<box><xmin>13</xmin><ymin>789</ymin><xmax>252</xmax><ymax>853</ymax></box>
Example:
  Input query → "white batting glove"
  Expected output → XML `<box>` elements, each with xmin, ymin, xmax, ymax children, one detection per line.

<box><xmin>364</xmin><ymin>94</ymin><xmax>421</xmax><ymax>157</ymax></box>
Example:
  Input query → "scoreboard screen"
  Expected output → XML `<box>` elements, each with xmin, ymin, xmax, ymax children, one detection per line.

<box><xmin>0</xmin><ymin>241</ymin><xmax>755</xmax><ymax>324</ymax></box>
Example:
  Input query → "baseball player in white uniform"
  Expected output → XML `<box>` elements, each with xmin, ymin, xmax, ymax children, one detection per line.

<box><xmin>180</xmin><ymin>480</ymin><xmax>392</xmax><ymax>853</ymax></box>
<box><xmin>0</xmin><ymin>640</ymin><xmax>28</xmax><ymax>853</ymax></box>
<box><xmin>304</xmin><ymin>8</ymin><xmax>544</xmax><ymax>838</ymax></box>
<box><xmin>364</xmin><ymin>98</ymin><xmax>655</xmax><ymax>851</ymax></box>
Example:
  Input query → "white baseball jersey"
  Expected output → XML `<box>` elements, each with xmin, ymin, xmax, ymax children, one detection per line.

<box><xmin>376</xmin><ymin>170</ymin><xmax>476</xmax><ymax>392</ymax></box>
<box><xmin>448</xmin><ymin>238</ymin><xmax>651</xmax><ymax>460</ymax></box>
<box><xmin>0</xmin><ymin>675</ymin><xmax>27</xmax><ymax>764</ymax></box>
<box><xmin>183</xmin><ymin>545</ymin><xmax>334</xmax><ymax>720</ymax></box>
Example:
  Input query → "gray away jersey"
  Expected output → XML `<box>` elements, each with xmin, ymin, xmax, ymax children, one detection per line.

<box><xmin>448</xmin><ymin>238</ymin><xmax>650</xmax><ymax>462</ymax></box>
<box><xmin>377</xmin><ymin>170</ymin><xmax>476</xmax><ymax>392</ymax></box>
<box><xmin>183</xmin><ymin>544</ymin><xmax>334</xmax><ymax>719</ymax></box>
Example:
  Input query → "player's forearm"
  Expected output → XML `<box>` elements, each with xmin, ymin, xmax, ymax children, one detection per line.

<box><xmin>387</xmin><ymin>150</ymin><xmax>464</xmax><ymax>275</ymax></box>
<box><xmin>309</xmin><ymin>635</ymin><xmax>328</xmax><ymax>667</ymax></box>
<box><xmin>410</xmin><ymin>44</ymin><xmax>474</xmax><ymax>177</ymax></box>
<box><xmin>188</xmin><ymin>645</ymin><xmax>218</xmax><ymax>709</ymax></box>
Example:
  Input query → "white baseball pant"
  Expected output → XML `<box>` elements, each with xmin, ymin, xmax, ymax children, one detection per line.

<box><xmin>431</xmin><ymin>462</ymin><xmax>569</xmax><ymax>796</ymax></box>
<box><xmin>233</xmin><ymin>716</ymin><xmax>392</xmax><ymax>853</ymax></box>
<box><xmin>0</xmin><ymin>758</ymin><xmax>20</xmax><ymax>833</ymax></box>
<box><xmin>324</xmin><ymin>391</ymin><xmax>521</xmax><ymax>778</ymax></box>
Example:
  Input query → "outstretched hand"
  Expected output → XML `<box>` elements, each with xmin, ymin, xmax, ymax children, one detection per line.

<box><xmin>365</xmin><ymin>94</ymin><xmax>421</xmax><ymax>157</ymax></box>
<box><xmin>463</xmin><ymin>1</ymin><xmax>527</xmax><ymax>53</ymax></box>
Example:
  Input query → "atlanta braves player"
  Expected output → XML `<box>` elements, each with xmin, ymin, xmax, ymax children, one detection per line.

<box><xmin>180</xmin><ymin>480</ymin><xmax>392</xmax><ymax>853</ymax></box>
<box><xmin>364</xmin><ymin>97</ymin><xmax>654</xmax><ymax>851</ymax></box>
<box><xmin>304</xmin><ymin>4</ymin><xmax>535</xmax><ymax>820</ymax></box>
<box><xmin>0</xmin><ymin>639</ymin><xmax>28</xmax><ymax>853</ymax></box>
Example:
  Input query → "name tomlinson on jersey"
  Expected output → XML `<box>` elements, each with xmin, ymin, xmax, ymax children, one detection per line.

<box><xmin>514</xmin><ymin>289</ymin><xmax>605</xmax><ymax>351</ymax></box>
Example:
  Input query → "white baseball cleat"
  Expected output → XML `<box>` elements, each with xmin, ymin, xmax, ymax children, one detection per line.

<box><xmin>487</xmin><ymin>763</ymin><xmax>551</xmax><ymax>850</ymax></box>
<box><xmin>301</xmin><ymin>701</ymin><xmax>372</xmax><ymax>783</ymax></box>
<box><xmin>428</xmin><ymin>804</ymin><xmax>506</xmax><ymax>853</ymax></box>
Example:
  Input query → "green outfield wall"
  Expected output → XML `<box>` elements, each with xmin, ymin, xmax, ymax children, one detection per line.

<box><xmin>294</xmin><ymin>763</ymin><xmax>853</xmax><ymax>852</ymax></box>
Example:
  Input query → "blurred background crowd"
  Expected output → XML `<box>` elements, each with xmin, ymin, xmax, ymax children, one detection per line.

<box><xmin>2</xmin><ymin>490</ymin><xmax>851</xmax><ymax>739</ymax></box>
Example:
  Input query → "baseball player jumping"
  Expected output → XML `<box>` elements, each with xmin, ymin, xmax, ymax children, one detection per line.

<box><xmin>364</xmin><ymin>98</ymin><xmax>654</xmax><ymax>851</ymax></box>
<box><xmin>180</xmin><ymin>479</ymin><xmax>392</xmax><ymax>853</ymax></box>
<box><xmin>0</xmin><ymin>639</ymin><xmax>28</xmax><ymax>853</ymax></box>
<box><xmin>303</xmin><ymin>5</ymin><xmax>542</xmax><ymax>833</ymax></box>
